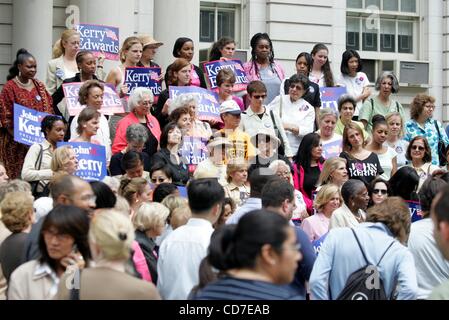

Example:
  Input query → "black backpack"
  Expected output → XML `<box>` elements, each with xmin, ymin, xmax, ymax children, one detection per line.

<box><xmin>334</xmin><ymin>228</ymin><xmax>395</xmax><ymax>300</ymax></box>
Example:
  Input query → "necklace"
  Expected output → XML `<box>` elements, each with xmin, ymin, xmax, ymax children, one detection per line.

<box><xmin>14</xmin><ymin>76</ymin><xmax>33</xmax><ymax>89</ymax></box>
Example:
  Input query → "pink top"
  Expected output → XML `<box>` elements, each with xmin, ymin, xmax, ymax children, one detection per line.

<box><xmin>190</xmin><ymin>64</ymin><xmax>201</xmax><ymax>87</ymax></box>
<box><xmin>131</xmin><ymin>241</ymin><xmax>152</xmax><ymax>282</ymax></box>
<box><xmin>243</xmin><ymin>60</ymin><xmax>285</xmax><ymax>82</ymax></box>
<box><xmin>301</xmin><ymin>212</ymin><xmax>330</xmax><ymax>242</ymax></box>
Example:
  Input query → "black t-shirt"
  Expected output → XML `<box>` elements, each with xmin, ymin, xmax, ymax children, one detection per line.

<box><xmin>109</xmin><ymin>151</ymin><xmax>153</xmax><ymax>176</ymax></box>
<box><xmin>140</xmin><ymin>122</ymin><xmax>159</xmax><ymax>159</ymax></box>
<box><xmin>340</xmin><ymin>151</ymin><xmax>384</xmax><ymax>187</ymax></box>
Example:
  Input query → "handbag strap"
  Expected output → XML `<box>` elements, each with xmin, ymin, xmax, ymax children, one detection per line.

<box><xmin>434</xmin><ymin>120</ymin><xmax>442</xmax><ymax>140</ymax></box>
<box><xmin>35</xmin><ymin>144</ymin><xmax>44</xmax><ymax>171</ymax></box>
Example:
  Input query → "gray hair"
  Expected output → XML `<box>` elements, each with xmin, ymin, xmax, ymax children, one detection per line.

<box><xmin>341</xmin><ymin>179</ymin><xmax>365</xmax><ymax>205</ymax></box>
<box><xmin>168</xmin><ymin>93</ymin><xmax>199</xmax><ymax>115</ymax></box>
<box><xmin>0</xmin><ymin>180</ymin><xmax>31</xmax><ymax>203</ymax></box>
<box><xmin>126</xmin><ymin>123</ymin><xmax>148</xmax><ymax>144</ymax></box>
<box><xmin>128</xmin><ymin>87</ymin><xmax>154</xmax><ymax>112</ymax></box>
<box><xmin>375</xmin><ymin>71</ymin><xmax>399</xmax><ymax>94</ymax></box>
<box><xmin>319</xmin><ymin>108</ymin><xmax>338</xmax><ymax>122</ymax></box>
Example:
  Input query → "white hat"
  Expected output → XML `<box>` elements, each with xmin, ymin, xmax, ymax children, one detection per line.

<box><xmin>219</xmin><ymin>100</ymin><xmax>241</xmax><ymax>115</ymax></box>
<box><xmin>250</xmin><ymin>129</ymin><xmax>281</xmax><ymax>147</ymax></box>
<box><xmin>207</xmin><ymin>136</ymin><xmax>232</xmax><ymax>150</ymax></box>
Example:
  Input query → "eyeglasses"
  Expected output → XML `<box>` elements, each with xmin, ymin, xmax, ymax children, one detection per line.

<box><xmin>43</xmin><ymin>230</ymin><xmax>73</xmax><ymax>242</ymax></box>
<box><xmin>151</xmin><ymin>177</ymin><xmax>167</xmax><ymax>183</ymax></box>
<box><xmin>411</xmin><ymin>145</ymin><xmax>425</xmax><ymax>151</ymax></box>
<box><xmin>140</xmin><ymin>100</ymin><xmax>153</xmax><ymax>107</ymax></box>
<box><xmin>289</xmin><ymin>84</ymin><xmax>304</xmax><ymax>91</ymax></box>
<box><xmin>373</xmin><ymin>189</ymin><xmax>388</xmax><ymax>195</ymax></box>
<box><xmin>252</xmin><ymin>94</ymin><xmax>267</xmax><ymax>100</ymax></box>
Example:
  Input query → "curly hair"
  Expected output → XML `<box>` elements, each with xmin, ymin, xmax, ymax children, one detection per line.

<box><xmin>410</xmin><ymin>94</ymin><xmax>435</xmax><ymax>121</ymax></box>
<box><xmin>366</xmin><ymin>197</ymin><xmax>411</xmax><ymax>244</ymax></box>
<box><xmin>78</xmin><ymin>80</ymin><xmax>104</xmax><ymax>106</ymax></box>
<box><xmin>0</xmin><ymin>191</ymin><xmax>34</xmax><ymax>233</ymax></box>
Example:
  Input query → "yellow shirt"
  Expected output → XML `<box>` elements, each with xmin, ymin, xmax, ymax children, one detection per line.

<box><xmin>218</xmin><ymin>128</ymin><xmax>256</xmax><ymax>162</ymax></box>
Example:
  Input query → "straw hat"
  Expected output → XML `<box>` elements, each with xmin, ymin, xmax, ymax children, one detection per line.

<box><xmin>138</xmin><ymin>35</ymin><xmax>163</xmax><ymax>48</ymax></box>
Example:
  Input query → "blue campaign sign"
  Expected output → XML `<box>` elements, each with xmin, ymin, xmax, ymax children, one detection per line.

<box><xmin>13</xmin><ymin>103</ymin><xmax>52</xmax><ymax>146</ymax></box>
<box><xmin>203</xmin><ymin>59</ymin><xmax>249</xmax><ymax>91</ymax></box>
<box><xmin>180</xmin><ymin>136</ymin><xmax>209</xmax><ymax>165</ymax></box>
<box><xmin>76</xmin><ymin>24</ymin><xmax>120</xmax><ymax>61</ymax></box>
<box><xmin>312</xmin><ymin>232</ymin><xmax>328</xmax><ymax>256</ymax></box>
<box><xmin>319</xmin><ymin>87</ymin><xmax>347</xmax><ymax>113</ymax></box>
<box><xmin>177</xmin><ymin>186</ymin><xmax>188</xmax><ymax>198</ymax></box>
<box><xmin>322</xmin><ymin>138</ymin><xmax>343</xmax><ymax>159</ymax></box>
<box><xmin>124</xmin><ymin>67</ymin><xmax>162</xmax><ymax>99</ymax></box>
<box><xmin>169</xmin><ymin>86</ymin><xmax>222</xmax><ymax>123</ymax></box>
<box><xmin>57</xmin><ymin>142</ymin><xmax>107</xmax><ymax>181</ymax></box>
<box><xmin>407</xmin><ymin>200</ymin><xmax>424</xmax><ymax>223</ymax></box>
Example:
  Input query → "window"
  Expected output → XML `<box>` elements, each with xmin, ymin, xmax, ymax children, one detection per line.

<box><xmin>347</xmin><ymin>0</ymin><xmax>363</xmax><ymax>8</ymax></box>
<box><xmin>362</xmin><ymin>18</ymin><xmax>378</xmax><ymax>51</ymax></box>
<box><xmin>380</xmin><ymin>20</ymin><xmax>395</xmax><ymax>52</ymax></box>
<box><xmin>398</xmin><ymin>21</ymin><xmax>413</xmax><ymax>53</ymax></box>
<box><xmin>365</xmin><ymin>0</ymin><xmax>380</xmax><ymax>8</ymax></box>
<box><xmin>383</xmin><ymin>0</ymin><xmax>398</xmax><ymax>11</ymax></box>
<box><xmin>200</xmin><ymin>3</ymin><xmax>239</xmax><ymax>43</ymax></box>
<box><xmin>346</xmin><ymin>0</ymin><xmax>416</xmax><ymax>12</ymax></box>
<box><xmin>401</xmin><ymin>0</ymin><xmax>416</xmax><ymax>12</ymax></box>
<box><xmin>346</xmin><ymin>18</ymin><xmax>360</xmax><ymax>50</ymax></box>
<box><xmin>361</xmin><ymin>59</ymin><xmax>376</xmax><ymax>82</ymax></box>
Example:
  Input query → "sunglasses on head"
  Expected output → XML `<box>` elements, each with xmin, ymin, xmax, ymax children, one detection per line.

<box><xmin>412</xmin><ymin>145</ymin><xmax>425</xmax><ymax>151</ymax></box>
<box><xmin>373</xmin><ymin>189</ymin><xmax>388</xmax><ymax>195</ymax></box>
<box><xmin>252</xmin><ymin>94</ymin><xmax>267</xmax><ymax>100</ymax></box>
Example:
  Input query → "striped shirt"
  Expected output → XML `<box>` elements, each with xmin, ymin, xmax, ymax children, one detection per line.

<box><xmin>190</xmin><ymin>276</ymin><xmax>303</xmax><ymax>300</ymax></box>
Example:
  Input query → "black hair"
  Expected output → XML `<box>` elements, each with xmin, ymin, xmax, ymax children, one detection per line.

<box><xmin>341</xmin><ymin>179</ymin><xmax>366</xmax><ymax>205</ymax></box>
<box><xmin>433</xmin><ymin>185</ymin><xmax>449</xmax><ymax>223</ymax></box>
<box><xmin>337</xmin><ymin>94</ymin><xmax>357</xmax><ymax>112</ymax></box>
<box><xmin>295</xmin><ymin>52</ymin><xmax>313</xmax><ymax>74</ymax></box>
<box><xmin>121</xmin><ymin>151</ymin><xmax>144</xmax><ymax>172</ymax></box>
<box><xmin>294</xmin><ymin>133</ymin><xmax>324</xmax><ymax>168</ymax></box>
<box><xmin>419</xmin><ymin>176</ymin><xmax>447</xmax><ymax>215</ymax></box>
<box><xmin>150</xmin><ymin>162</ymin><xmax>173</xmax><ymax>179</ymax></box>
<box><xmin>209</xmin><ymin>37</ymin><xmax>235</xmax><ymax>61</ymax></box>
<box><xmin>248</xmin><ymin>168</ymin><xmax>277</xmax><ymax>198</ymax></box>
<box><xmin>7</xmin><ymin>49</ymin><xmax>35</xmax><ymax>81</ymax></box>
<box><xmin>287</xmin><ymin>74</ymin><xmax>309</xmax><ymax>97</ymax></box>
<box><xmin>75</xmin><ymin>50</ymin><xmax>94</xmax><ymax>65</ymax></box>
<box><xmin>311</xmin><ymin>43</ymin><xmax>334</xmax><ymax>87</ymax></box>
<box><xmin>389</xmin><ymin>166</ymin><xmax>420</xmax><ymax>201</ymax></box>
<box><xmin>208</xmin><ymin>210</ymin><xmax>289</xmax><ymax>270</ymax></box>
<box><xmin>41</xmin><ymin>115</ymin><xmax>66</xmax><ymax>139</ymax></box>
<box><xmin>368</xmin><ymin>177</ymin><xmax>390</xmax><ymax>207</ymax></box>
<box><xmin>90</xmin><ymin>181</ymin><xmax>117</xmax><ymax>209</ymax></box>
<box><xmin>39</xmin><ymin>205</ymin><xmax>91</xmax><ymax>272</ymax></box>
<box><xmin>152</xmin><ymin>183</ymin><xmax>178</xmax><ymax>203</ymax></box>
<box><xmin>159</xmin><ymin>122</ymin><xmax>179</xmax><ymax>149</ymax></box>
<box><xmin>371</xmin><ymin>114</ymin><xmax>387</xmax><ymax>132</ymax></box>
<box><xmin>261</xmin><ymin>178</ymin><xmax>294</xmax><ymax>208</ymax></box>
<box><xmin>172</xmin><ymin>37</ymin><xmax>193</xmax><ymax>58</ymax></box>
<box><xmin>406</xmin><ymin>136</ymin><xmax>432</xmax><ymax>164</ymax></box>
<box><xmin>187</xmin><ymin>178</ymin><xmax>225</xmax><ymax>214</ymax></box>
<box><xmin>249</xmin><ymin>33</ymin><xmax>275</xmax><ymax>78</ymax></box>
<box><xmin>340</xmin><ymin>49</ymin><xmax>362</xmax><ymax>75</ymax></box>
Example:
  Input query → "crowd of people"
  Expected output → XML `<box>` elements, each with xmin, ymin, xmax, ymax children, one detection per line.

<box><xmin>0</xmin><ymin>28</ymin><xmax>449</xmax><ymax>300</ymax></box>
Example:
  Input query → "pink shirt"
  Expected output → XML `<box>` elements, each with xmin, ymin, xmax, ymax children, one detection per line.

<box><xmin>301</xmin><ymin>212</ymin><xmax>330</xmax><ymax>242</ymax></box>
<box><xmin>190</xmin><ymin>65</ymin><xmax>201</xmax><ymax>87</ymax></box>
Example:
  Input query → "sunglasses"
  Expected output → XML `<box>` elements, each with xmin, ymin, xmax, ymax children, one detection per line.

<box><xmin>373</xmin><ymin>189</ymin><xmax>388</xmax><ymax>195</ymax></box>
<box><xmin>289</xmin><ymin>84</ymin><xmax>304</xmax><ymax>91</ymax></box>
<box><xmin>411</xmin><ymin>145</ymin><xmax>425</xmax><ymax>151</ymax></box>
<box><xmin>252</xmin><ymin>94</ymin><xmax>267</xmax><ymax>100</ymax></box>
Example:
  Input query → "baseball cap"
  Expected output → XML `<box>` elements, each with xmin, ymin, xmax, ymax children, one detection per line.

<box><xmin>219</xmin><ymin>100</ymin><xmax>241</xmax><ymax>115</ymax></box>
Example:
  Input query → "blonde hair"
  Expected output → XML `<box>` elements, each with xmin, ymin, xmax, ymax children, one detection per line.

<box><xmin>318</xmin><ymin>157</ymin><xmax>347</xmax><ymax>186</ymax></box>
<box><xmin>161</xmin><ymin>195</ymin><xmax>187</xmax><ymax>213</ymax></box>
<box><xmin>52</xmin><ymin>29</ymin><xmax>80</xmax><ymax>58</ymax></box>
<box><xmin>133</xmin><ymin>202</ymin><xmax>169</xmax><ymax>232</ymax></box>
<box><xmin>319</xmin><ymin>108</ymin><xmax>338</xmax><ymax>122</ymax></box>
<box><xmin>385</xmin><ymin>112</ymin><xmax>404</xmax><ymax>138</ymax></box>
<box><xmin>226</xmin><ymin>161</ymin><xmax>248</xmax><ymax>183</ymax></box>
<box><xmin>171</xmin><ymin>206</ymin><xmax>191</xmax><ymax>230</ymax></box>
<box><xmin>0</xmin><ymin>191</ymin><xmax>34</xmax><ymax>233</ymax></box>
<box><xmin>119</xmin><ymin>36</ymin><xmax>142</xmax><ymax>63</ymax></box>
<box><xmin>118</xmin><ymin>178</ymin><xmax>148</xmax><ymax>206</ymax></box>
<box><xmin>114</xmin><ymin>195</ymin><xmax>131</xmax><ymax>217</ymax></box>
<box><xmin>314</xmin><ymin>184</ymin><xmax>342</xmax><ymax>211</ymax></box>
<box><xmin>89</xmin><ymin>209</ymin><xmax>135</xmax><ymax>260</ymax></box>
<box><xmin>51</xmin><ymin>145</ymin><xmax>74</xmax><ymax>173</ymax></box>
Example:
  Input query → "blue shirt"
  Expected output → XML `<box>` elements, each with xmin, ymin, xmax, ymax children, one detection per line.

<box><xmin>309</xmin><ymin>222</ymin><xmax>418</xmax><ymax>300</ymax></box>
<box><xmin>404</xmin><ymin>118</ymin><xmax>449</xmax><ymax>166</ymax></box>
<box><xmin>191</xmin><ymin>276</ymin><xmax>303</xmax><ymax>300</ymax></box>
<box><xmin>226</xmin><ymin>198</ymin><xmax>262</xmax><ymax>225</ymax></box>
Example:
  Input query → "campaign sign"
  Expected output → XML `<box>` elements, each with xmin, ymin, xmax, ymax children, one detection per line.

<box><xmin>322</xmin><ymin>138</ymin><xmax>343</xmax><ymax>160</ymax></box>
<box><xmin>124</xmin><ymin>67</ymin><xmax>162</xmax><ymax>102</ymax></box>
<box><xmin>180</xmin><ymin>136</ymin><xmax>208</xmax><ymax>165</ymax></box>
<box><xmin>312</xmin><ymin>233</ymin><xmax>328</xmax><ymax>256</ymax></box>
<box><xmin>320</xmin><ymin>87</ymin><xmax>347</xmax><ymax>113</ymax></box>
<box><xmin>203</xmin><ymin>59</ymin><xmax>249</xmax><ymax>91</ymax></box>
<box><xmin>57</xmin><ymin>142</ymin><xmax>107</xmax><ymax>181</ymax></box>
<box><xmin>13</xmin><ymin>104</ymin><xmax>51</xmax><ymax>146</ymax></box>
<box><xmin>406</xmin><ymin>200</ymin><xmax>423</xmax><ymax>223</ymax></box>
<box><xmin>63</xmin><ymin>82</ymin><xmax>124</xmax><ymax>116</ymax></box>
<box><xmin>177</xmin><ymin>186</ymin><xmax>188</xmax><ymax>199</ymax></box>
<box><xmin>76</xmin><ymin>24</ymin><xmax>119</xmax><ymax>61</ymax></box>
<box><xmin>169</xmin><ymin>86</ymin><xmax>222</xmax><ymax>123</ymax></box>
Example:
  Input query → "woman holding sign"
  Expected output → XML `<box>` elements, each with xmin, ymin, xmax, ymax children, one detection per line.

<box><xmin>0</xmin><ymin>49</ymin><xmax>53</xmax><ymax>179</ymax></box>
